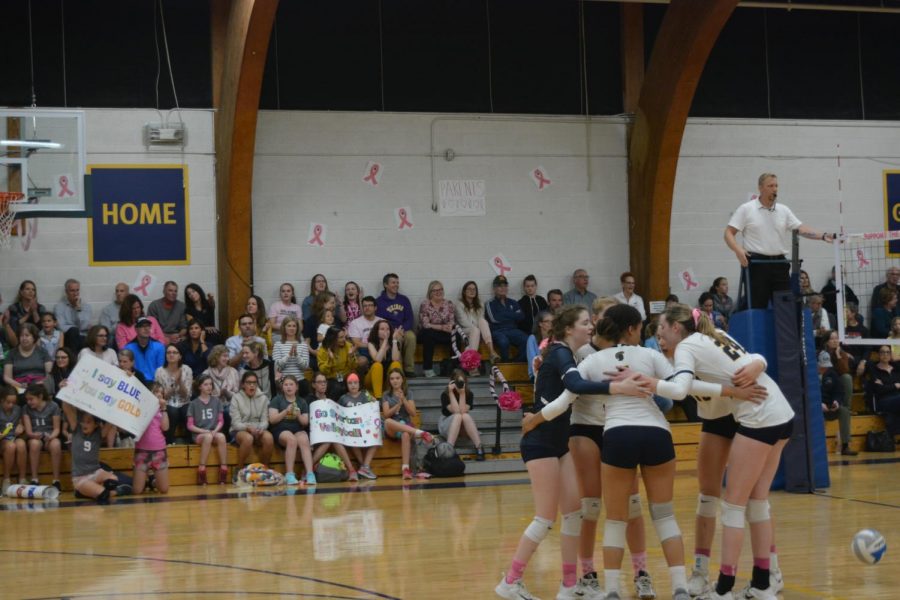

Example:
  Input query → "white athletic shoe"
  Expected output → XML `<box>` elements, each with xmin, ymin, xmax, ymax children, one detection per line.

<box><xmin>688</xmin><ymin>569</ymin><xmax>711</xmax><ymax>597</ymax></box>
<box><xmin>633</xmin><ymin>571</ymin><xmax>657</xmax><ymax>599</ymax></box>
<box><xmin>496</xmin><ymin>575</ymin><xmax>540</xmax><ymax>600</ymax></box>
<box><xmin>769</xmin><ymin>568</ymin><xmax>784</xmax><ymax>594</ymax></box>
<box><xmin>602</xmin><ymin>592</ymin><xmax>621</xmax><ymax>600</ymax></box>
<box><xmin>673</xmin><ymin>588</ymin><xmax>691</xmax><ymax>600</ymax></box>
<box><xmin>737</xmin><ymin>586</ymin><xmax>777</xmax><ymax>600</ymax></box>
<box><xmin>709</xmin><ymin>592</ymin><xmax>733</xmax><ymax>600</ymax></box>
<box><xmin>575</xmin><ymin>572</ymin><xmax>605</xmax><ymax>600</ymax></box>
<box><xmin>555</xmin><ymin>582</ymin><xmax>579</xmax><ymax>600</ymax></box>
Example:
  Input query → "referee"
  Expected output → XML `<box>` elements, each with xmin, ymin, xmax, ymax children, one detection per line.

<box><xmin>724</xmin><ymin>173</ymin><xmax>834</xmax><ymax>309</ymax></box>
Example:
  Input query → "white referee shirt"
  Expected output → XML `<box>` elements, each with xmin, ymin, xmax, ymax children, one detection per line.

<box><xmin>728</xmin><ymin>198</ymin><xmax>802</xmax><ymax>256</ymax></box>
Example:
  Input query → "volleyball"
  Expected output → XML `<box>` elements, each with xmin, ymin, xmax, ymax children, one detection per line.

<box><xmin>851</xmin><ymin>529</ymin><xmax>886</xmax><ymax>565</ymax></box>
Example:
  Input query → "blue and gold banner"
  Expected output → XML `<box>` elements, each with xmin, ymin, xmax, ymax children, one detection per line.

<box><xmin>88</xmin><ymin>165</ymin><xmax>190</xmax><ymax>265</ymax></box>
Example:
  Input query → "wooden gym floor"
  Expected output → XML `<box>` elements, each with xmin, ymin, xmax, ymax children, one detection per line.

<box><xmin>1</xmin><ymin>455</ymin><xmax>898</xmax><ymax>600</ymax></box>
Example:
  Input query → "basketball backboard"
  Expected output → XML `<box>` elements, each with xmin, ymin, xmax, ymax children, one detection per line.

<box><xmin>0</xmin><ymin>108</ymin><xmax>86</xmax><ymax>216</ymax></box>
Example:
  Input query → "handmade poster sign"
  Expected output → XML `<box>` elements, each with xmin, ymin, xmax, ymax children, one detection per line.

<box><xmin>437</xmin><ymin>179</ymin><xmax>486</xmax><ymax>216</ymax></box>
<box><xmin>309</xmin><ymin>399</ymin><xmax>383</xmax><ymax>447</ymax></box>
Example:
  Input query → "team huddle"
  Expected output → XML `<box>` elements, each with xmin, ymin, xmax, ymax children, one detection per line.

<box><xmin>495</xmin><ymin>301</ymin><xmax>794</xmax><ymax>600</ymax></box>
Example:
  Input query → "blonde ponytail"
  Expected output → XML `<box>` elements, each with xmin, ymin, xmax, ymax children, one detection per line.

<box><xmin>663</xmin><ymin>303</ymin><xmax>729</xmax><ymax>346</ymax></box>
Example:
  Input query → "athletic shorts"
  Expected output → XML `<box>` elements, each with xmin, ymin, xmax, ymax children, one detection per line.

<box><xmin>737</xmin><ymin>419</ymin><xmax>794</xmax><ymax>446</ymax></box>
<box><xmin>384</xmin><ymin>417</ymin><xmax>411</xmax><ymax>440</ymax></box>
<box><xmin>601</xmin><ymin>426</ymin><xmax>675</xmax><ymax>469</ymax></box>
<box><xmin>569</xmin><ymin>423</ymin><xmax>604</xmax><ymax>451</ymax></box>
<box><xmin>133</xmin><ymin>449</ymin><xmax>168</xmax><ymax>473</ymax></box>
<box><xmin>701</xmin><ymin>414</ymin><xmax>739</xmax><ymax>440</ymax></box>
<box><xmin>520</xmin><ymin>429</ymin><xmax>569</xmax><ymax>463</ymax></box>
<box><xmin>72</xmin><ymin>468</ymin><xmax>108</xmax><ymax>493</ymax></box>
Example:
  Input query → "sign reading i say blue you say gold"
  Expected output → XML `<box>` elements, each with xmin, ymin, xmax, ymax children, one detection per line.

<box><xmin>88</xmin><ymin>165</ymin><xmax>190</xmax><ymax>265</ymax></box>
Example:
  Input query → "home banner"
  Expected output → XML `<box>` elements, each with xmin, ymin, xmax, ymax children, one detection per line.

<box><xmin>309</xmin><ymin>399</ymin><xmax>383</xmax><ymax>447</ymax></box>
<box><xmin>88</xmin><ymin>164</ymin><xmax>190</xmax><ymax>265</ymax></box>
<box><xmin>56</xmin><ymin>354</ymin><xmax>157</xmax><ymax>437</ymax></box>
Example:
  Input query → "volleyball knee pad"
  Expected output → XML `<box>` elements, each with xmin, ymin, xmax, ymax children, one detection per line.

<box><xmin>603</xmin><ymin>519</ymin><xmax>627</xmax><ymax>549</ymax></box>
<box><xmin>720</xmin><ymin>500</ymin><xmax>746</xmax><ymax>529</ymax></box>
<box><xmin>696</xmin><ymin>493</ymin><xmax>719</xmax><ymax>519</ymax></box>
<box><xmin>561</xmin><ymin>510</ymin><xmax>582</xmax><ymax>537</ymax></box>
<box><xmin>650</xmin><ymin>502</ymin><xmax>681</xmax><ymax>541</ymax></box>
<box><xmin>582</xmin><ymin>497</ymin><xmax>602</xmax><ymax>522</ymax></box>
<box><xmin>628</xmin><ymin>493</ymin><xmax>642</xmax><ymax>520</ymax></box>
<box><xmin>746</xmin><ymin>499</ymin><xmax>771</xmax><ymax>523</ymax></box>
<box><xmin>524</xmin><ymin>516</ymin><xmax>554</xmax><ymax>544</ymax></box>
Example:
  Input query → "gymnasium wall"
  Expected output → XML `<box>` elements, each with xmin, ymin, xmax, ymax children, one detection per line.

<box><xmin>0</xmin><ymin>108</ymin><xmax>216</xmax><ymax>319</ymax></box>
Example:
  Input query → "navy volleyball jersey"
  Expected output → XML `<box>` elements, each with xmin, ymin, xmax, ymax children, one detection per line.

<box><xmin>527</xmin><ymin>343</ymin><xmax>578</xmax><ymax>442</ymax></box>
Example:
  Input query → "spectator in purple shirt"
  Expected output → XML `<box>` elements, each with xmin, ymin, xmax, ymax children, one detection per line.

<box><xmin>375</xmin><ymin>273</ymin><xmax>417</xmax><ymax>378</ymax></box>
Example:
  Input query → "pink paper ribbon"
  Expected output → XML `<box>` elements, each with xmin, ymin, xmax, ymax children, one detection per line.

<box><xmin>397</xmin><ymin>208</ymin><xmax>412</xmax><ymax>229</ymax></box>
<box><xmin>857</xmin><ymin>248</ymin><xmax>870</xmax><ymax>268</ymax></box>
<box><xmin>308</xmin><ymin>224</ymin><xmax>325</xmax><ymax>246</ymax></box>
<box><xmin>533</xmin><ymin>168</ymin><xmax>551</xmax><ymax>190</ymax></box>
<box><xmin>682</xmin><ymin>271</ymin><xmax>698</xmax><ymax>290</ymax></box>
<box><xmin>57</xmin><ymin>175</ymin><xmax>74</xmax><ymax>197</ymax></box>
<box><xmin>494</xmin><ymin>256</ymin><xmax>511</xmax><ymax>276</ymax></box>
<box><xmin>363</xmin><ymin>164</ymin><xmax>380</xmax><ymax>185</ymax></box>
<box><xmin>134</xmin><ymin>275</ymin><xmax>152</xmax><ymax>296</ymax></box>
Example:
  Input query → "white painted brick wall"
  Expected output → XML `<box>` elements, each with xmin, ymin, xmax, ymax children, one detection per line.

<box><xmin>0</xmin><ymin>108</ymin><xmax>216</xmax><ymax>321</ymax></box>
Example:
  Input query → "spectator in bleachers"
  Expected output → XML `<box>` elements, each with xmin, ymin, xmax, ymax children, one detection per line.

<box><xmin>375</xmin><ymin>273</ymin><xmax>417</xmax><ymax>377</ymax></box>
<box><xmin>267</xmin><ymin>282</ymin><xmax>302</xmax><ymax>335</ymax></box>
<box><xmin>4</xmin><ymin>280</ymin><xmax>45</xmax><ymax>338</ymax></box>
<box><xmin>318</xmin><ymin>326</ymin><xmax>356</xmax><ymax>399</ymax></box>
<box><xmin>644</xmin><ymin>319</ymin><xmax>661</xmax><ymax>352</ymax></box>
<box><xmin>365</xmin><ymin>319</ymin><xmax>402</xmax><ymax>399</ymax></box>
<box><xmin>116</xmin><ymin>295</ymin><xmax>166</xmax><ymax>349</ymax></box>
<box><xmin>226</xmin><ymin>313</ymin><xmax>268</xmax><ymax>368</ymax></box>
<box><xmin>3</xmin><ymin>323</ymin><xmax>51</xmax><ymax>390</ymax></box>
<box><xmin>809</xmin><ymin>294</ymin><xmax>832</xmax><ymax>337</ymax></box>
<box><xmin>0</xmin><ymin>386</ymin><xmax>26</xmax><ymax>487</ymax></box>
<box><xmin>563</xmin><ymin>268</ymin><xmax>597</xmax><ymax>308</ymax></box>
<box><xmin>870</xmin><ymin>266</ymin><xmax>900</xmax><ymax>315</ymax></box>
<box><xmin>526</xmin><ymin>310</ymin><xmax>553</xmax><ymax>380</ymax></box>
<box><xmin>843</xmin><ymin>302</ymin><xmax>870</xmax><ymax>367</ymax></box>
<box><xmin>232</xmin><ymin>295</ymin><xmax>272</xmax><ymax>354</ymax></box>
<box><xmin>342</xmin><ymin>282</ymin><xmax>363</xmax><ymax>327</ymax></box>
<box><xmin>382</xmin><ymin>368</ymin><xmax>435</xmax><ymax>479</ymax></box>
<box><xmin>132</xmin><ymin>383</ymin><xmax>170</xmax><ymax>494</ymax></box>
<box><xmin>519</xmin><ymin>275</ymin><xmax>548</xmax><ymax>335</ymax></box>
<box><xmin>348</xmin><ymin>296</ymin><xmax>382</xmax><ymax>369</ymax></box>
<box><xmin>38</xmin><ymin>312</ymin><xmax>62</xmax><ymax>357</ymax></box>
<box><xmin>890</xmin><ymin>317</ymin><xmax>900</xmax><ymax>362</ymax></box>
<box><xmin>698</xmin><ymin>292</ymin><xmax>727</xmax><ymax>330</ymax></box>
<box><xmin>98</xmin><ymin>282</ymin><xmax>129</xmax><ymax>334</ymax></box>
<box><xmin>117</xmin><ymin>349</ymin><xmax>147</xmax><ymax>386</ymax></box>
<box><xmin>54</xmin><ymin>279</ymin><xmax>92</xmax><ymax>351</ymax></box>
<box><xmin>871</xmin><ymin>288</ymin><xmax>897</xmax><ymax>339</ymax></box>
<box><xmin>241</xmin><ymin>340</ymin><xmax>277</xmax><ymax>403</ymax></box>
<box><xmin>303</xmin><ymin>292</ymin><xmax>340</xmax><ymax>358</ymax></box>
<box><xmin>125</xmin><ymin>318</ymin><xmax>165</xmax><ymax>383</ymax></box>
<box><xmin>868</xmin><ymin>346</ymin><xmax>900</xmax><ymax>439</ymax></box>
<box><xmin>418</xmin><ymin>280</ymin><xmax>458</xmax><ymax>378</ymax></box>
<box><xmin>188</xmin><ymin>374</ymin><xmax>228</xmax><ymax>486</ymax></box>
<box><xmin>486</xmin><ymin>275</ymin><xmax>527</xmax><ymax>362</ymax></box>
<box><xmin>613</xmin><ymin>271</ymin><xmax>647</xmax><ymax>321</ymax></box>
<box><xmin>23</xmin><ymin>384</ymin><xmax>61</xmax><ymax>488</ymax></box>
<box><xmin>456</xmin><ymin>281</ymin><xmax>499</xmax><ymax>363</ymax></box>
<box><xmin>709</xmin><ymin>277</ymin><xmax>734</xmax><ymax>321</ymax></box>
<box><xmin>799</xmin><ymin>270</ymin><xmax>814</xmax><ymax>306</ymax></box>
<box><xmin>268</xmin><ymin>374</ymin><xmax>315</xmax><ymax>486</ymax></box>
<box><xmin>155</xmin><ymin>344</ymin><xmax>194</xmax><ymax>444</ymax></box>
<box><xmin>438</xmin><ymin>369</ymin><xmax>484</xmax><ymax>460</ymax></box>
<box><xmin>307</xmin><ymin>371</ymin><xmax>357</xmax><ymax>479</ymax></box>
<box><xmin>821</xmin><ymin>266</ymin><xmax>858</xmax><ymax>319</ymax></box>
<box><xmin>184</xmin><ymin>283</ymin><xmax>221</xmax><ymax>346</ymax></box>
<box><xmin>547</xmin><ymin>288</ymin><xmax>564</xmax><ymax>313</ymax></box>
<box><xmin>301</xmin><ymin>274</ymin><xmax>329</xmax><ymax>321</ymax></box>
<box><xmin>338</xmin><ymin>373</ymin><xmax>378</xmax><ymax>480</ymax></box>
<box><xmin>203</xmin><ymin>345</ymin><xmax>239</xmax><ymax>434</ymax></box>
<box><xmin>148</xmin><ymin>281</ymin><xmax>187</xmax><ymax>345</ymax></box>
<box><xmin>316</xmin><ymin>308</ymin><xmax>336</xmax><ymax>345</ymax></box>
<box><xmin>45</xmin><ymin>346</ymin><xmax>75</xmax><ymax>402</ymax></box>
<box><xmin>178</xmin><ymin>320</ymin><xmax>210</xmax><ymax>378</ymax></box>
<box><xmin>272</xmin><ymin>317</ymin><xmax>309</xmax><ymax>394</ymax></box>
<box><xmin>78</xmin><ymin>325</ymin><xmax>118</xmax><ymax>366</ymax></box>
<box><xmin>818</xmin><ymin>331</ymin><xmax>857</xmax><ymax>456</ymax></box>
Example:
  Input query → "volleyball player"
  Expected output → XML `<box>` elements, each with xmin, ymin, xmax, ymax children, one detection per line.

<box><xmin>495</xmin><ymin>305</ymin><xmax>648</xmax><ymax>600</ymax></box>
<box><xmin>653</xmin><ymin>304</ymin><xmax>794</xmax><ymax>600</ymax></box>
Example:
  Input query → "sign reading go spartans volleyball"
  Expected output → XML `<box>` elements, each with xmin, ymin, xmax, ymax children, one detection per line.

<box><xmin>88</xmin><ymin>164</ymin><xmax>190</xmax><ymax>265</ymax></box>
<box><xmin>56</xmin><ymin>354</ymin><xmax>157</xmax><ymax>438</ymax></box>
<box><xmin>309</xmin><ymin>399</ymin><xmax>383</xmax><ymax>447</ymax></box>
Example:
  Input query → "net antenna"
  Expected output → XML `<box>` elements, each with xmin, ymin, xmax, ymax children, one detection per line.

<box><xmin>0</xmin><ymin>192</ymin><xmax>26</xmax><ymax>249</ymax></box>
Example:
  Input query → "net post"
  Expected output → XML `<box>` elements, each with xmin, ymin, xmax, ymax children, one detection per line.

<box><xmin>834</xmin><ymin>235</ymin><xmax>847</xmax><ymax>341</ymax></box>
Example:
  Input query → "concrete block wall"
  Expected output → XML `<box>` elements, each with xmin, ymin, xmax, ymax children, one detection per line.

<box><xmin>0</xmin><ymin>109</ymin><xmax>216</xmax><ymax>321</ymax></box>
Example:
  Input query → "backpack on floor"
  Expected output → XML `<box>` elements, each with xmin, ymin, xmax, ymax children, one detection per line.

<box><xmin>423</xmin><ymin>440</ymin><xmax>465</xmax><ymax>477</ymax></box>
<box><xmin>865</xmin><ymin>430</ymin><xmax>896</xmax><ymax>453</ymax></box>
<box><xmin>315</xmin><ymin>453</ymin><xmax>350</xmax><ymax>482</ymax></box>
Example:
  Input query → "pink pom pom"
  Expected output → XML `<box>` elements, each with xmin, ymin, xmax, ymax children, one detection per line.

<box><xmin>498</xmin><ymin>390</ymin><xmax>522</xmax><ymax>411</ymax></box>
<box><xmin>460</xmin><ymin>349</ymin><xmax>482</xmax><ymax>372</ymax></box>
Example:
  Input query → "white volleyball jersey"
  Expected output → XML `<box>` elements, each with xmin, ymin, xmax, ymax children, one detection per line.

<box><xmin>658</xmin><ymin>332</ymin><xmax>794</xmax><ymax>429</ymax></box>
<box><xmin>571</xmin><ymin>344</ymin><xmax>605</xmax><ymax>426</ymax></box>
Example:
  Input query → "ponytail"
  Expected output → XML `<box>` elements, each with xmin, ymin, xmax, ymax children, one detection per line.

<box><xmin>663</xmin><ymin>303</ymin><xmax>729</xmax><ymax>346</ymax></box>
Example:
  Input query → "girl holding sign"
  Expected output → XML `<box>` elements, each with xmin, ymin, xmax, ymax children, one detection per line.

<box><xmin>338</xmin><ymin>373</ymin><xmax>378</xmax><ymax>480</ymax></box>
<box><xmin>382</xmin><ymin>368</ymin><xmax>433</xmax><ymax>480</ymax></box>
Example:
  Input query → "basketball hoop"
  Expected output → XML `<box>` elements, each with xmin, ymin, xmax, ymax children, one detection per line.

<box><xmin>0</xmin><ymin>192</ymin><xmax>25</xmax><ymax>249</ymax></box>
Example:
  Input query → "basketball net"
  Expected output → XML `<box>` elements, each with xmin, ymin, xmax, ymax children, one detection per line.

<box><xmin>0</xmin><ymin>192</ymin><xmax>25</xmax><ymax>249</ymax></box>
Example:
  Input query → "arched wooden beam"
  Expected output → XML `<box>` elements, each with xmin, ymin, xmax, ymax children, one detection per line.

<box><xmin>212</xmin><ymin>0</ymin><xmax>279</xmax><ymax>330</ymax></box>
<box><xmin>628</xmin><ymin>0</ymin><xmax>738</xmax><ymax>304</ymax></box>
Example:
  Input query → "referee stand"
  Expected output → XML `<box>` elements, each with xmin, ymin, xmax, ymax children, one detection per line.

<box><xmin>728</xmin><ymin>231</ymin><xmax>830</xmax><ymax>493</ymax></box>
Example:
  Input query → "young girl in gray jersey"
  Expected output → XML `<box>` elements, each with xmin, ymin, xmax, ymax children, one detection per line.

<box><xmin>337</xmin><ymin>373</ymin><xmax>379</xmax><ymax>480</ymax></box>
<box><xmin>187</xmin><ymin>375</ymin><xmax>227</xmax><ymax>485</ymax></box>
<box><xmin>1</xmin><ymin>386</ymin><xmax>27</xmax><ymax>489</ymax></box>
<box><xmin>62</xmin><ymin>405</ymin><xmax>120</xmax><ymax>502</ymax></box>
<box><xmin>22</xmin><ymin>384</ymin><xmax>62</xmax><ymax>489</ymax></box>
<box><xmin>381</xmin><ymin>368</ymin><xmax>433</xmax><ymax>480</ymax></box>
